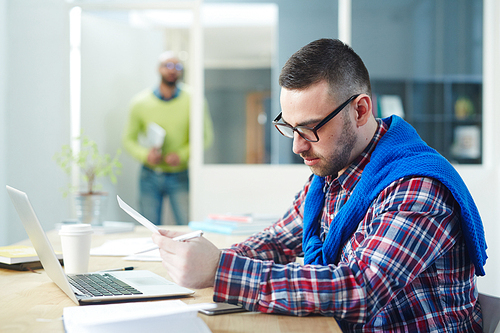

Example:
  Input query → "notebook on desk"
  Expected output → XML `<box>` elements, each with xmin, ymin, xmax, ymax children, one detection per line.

<box><xmin>6</xmin><ymin>185</ymin><xmax>194</xmax><ymax>305</ymax></box>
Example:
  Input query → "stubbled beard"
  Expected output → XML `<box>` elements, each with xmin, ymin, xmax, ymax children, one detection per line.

<box><xmin>162</xmin><ymin>77</ymin><xmax>177</xmax><ymax>87</ymax></box>
<box><xmin>305</xmin><ymin>112</ymin><xmax>356</xmax><ymax>177</ymax></box>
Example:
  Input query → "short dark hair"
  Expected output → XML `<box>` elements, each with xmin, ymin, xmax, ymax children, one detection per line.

<box><xmin>279</xmin><ymin>38</ymin><xmax>371</xmax><ymax>101</ymax></box>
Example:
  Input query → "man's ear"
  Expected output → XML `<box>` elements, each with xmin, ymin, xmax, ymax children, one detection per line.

<box><xmin>353</xmin><ymin>95</ymin><xmax>372</xmax><ymax>127</ymax></box>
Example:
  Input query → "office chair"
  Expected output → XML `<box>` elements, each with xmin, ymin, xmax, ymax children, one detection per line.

<box><xmin>479</xmin><ymin>292</ymin><xmax>500</xmax><ymax>333</ymax></box>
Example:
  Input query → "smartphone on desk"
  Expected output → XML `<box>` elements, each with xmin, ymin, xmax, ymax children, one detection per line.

<box><xmin>199</xmin><ymin>303</ymin><xmax>246</xmax><ymax>316</ymax></box>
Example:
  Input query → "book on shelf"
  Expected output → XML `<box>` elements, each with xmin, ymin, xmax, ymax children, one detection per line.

<box><xmin>0</xmin><ymin>245</ymin><xmax>63</xmax><ymax>271</ymax></box>
<box><xmin>188</xmin><ymin>214</ymin><xmax>279</xmax><ymax>235</ymax></box>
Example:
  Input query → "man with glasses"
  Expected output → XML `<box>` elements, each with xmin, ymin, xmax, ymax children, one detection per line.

<box><xmin>152</xmin><ymin>39</ymin><xmax>485</xmax><ymax>332</ymax></box>
<box><xmin>123</xmin><ymin>51</ymin><xmax>213</xmax><ymax>225</ymax></box>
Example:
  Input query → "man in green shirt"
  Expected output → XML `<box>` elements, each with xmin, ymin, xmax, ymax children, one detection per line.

<box><xmin>123</xmin><ymin>51</ymin><xmax>213</xmax><ymax>225</ymax></box>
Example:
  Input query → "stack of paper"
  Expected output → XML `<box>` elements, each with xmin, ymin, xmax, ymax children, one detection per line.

<box><xmin>90</xmin><ymin>238</ymin><xmax>161</xmax><ymax>262</ymax></box>
<box><xmin>63</xmin><ymin>300</ymin><xmax>216</xmax><ymax>333</ymax></box>
<box><xmin>188</xmin><ymin>214</ymin><xmax>278</xmax><ymax>235</ymax></box>
<box><xmin>0</xmin><ymin>245</ymin><xmax>63</xmax><ymax>271</ymax></box>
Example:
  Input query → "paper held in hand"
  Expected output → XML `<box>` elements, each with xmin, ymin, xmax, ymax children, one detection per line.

<box><xmin>116</xmin><ymin>195</ymin><xmax>204</xmax><ymax>256</ymax></box>
<box><xmin>147</xmin><ymin>122</ymin><xmax>166</xmax><ymax>148</ymax></box>
<box><xmin>117</xmin><ymin>195</ymin><xmax>159</xmax><ymax>234</ymax></box>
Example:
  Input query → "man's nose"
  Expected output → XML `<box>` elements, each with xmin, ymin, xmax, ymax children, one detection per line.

<box><xmin>292</xmin><ymin>132</ymin><xmax>311</xmax><ymax>155</ymax></box>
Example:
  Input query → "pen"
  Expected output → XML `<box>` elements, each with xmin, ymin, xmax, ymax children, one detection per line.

<box><xmin>99</xmin><ymin>266</ymin><xmax>135</xmax><ymax>272</ymax></box>
<box><xmin>134</xmin><ymin>230</ymin><xmax>204</xmax><ymax>254</ymax></box>
<box><xmin>172</xmin><ymin>230</ymin><xmax>204</xmax><ymax>242</ymax></box>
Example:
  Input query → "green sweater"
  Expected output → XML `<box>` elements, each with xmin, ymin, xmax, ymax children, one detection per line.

<box><xmin>123</xmin><ymin>86</ymin><xmax>213</xmax><ymax>173</ymax></box>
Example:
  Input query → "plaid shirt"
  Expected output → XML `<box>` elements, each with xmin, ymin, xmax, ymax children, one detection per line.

<box><xmin>213</xmin><ymin>120</ymin><xmax>482</xmax><ymax>332</ymax></box>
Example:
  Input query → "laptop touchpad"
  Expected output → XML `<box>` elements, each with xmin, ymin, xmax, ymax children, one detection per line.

<box><xmin>127</xmin><ymin>277</ymin><xmax>173</xmax><ymax>286</ymax></box>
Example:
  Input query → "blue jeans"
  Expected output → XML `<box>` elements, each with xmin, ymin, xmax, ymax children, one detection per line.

<box><xmin>139</xmin><ymin>166</ymin><xmax>189</xmax><ymax>225</ymax></box>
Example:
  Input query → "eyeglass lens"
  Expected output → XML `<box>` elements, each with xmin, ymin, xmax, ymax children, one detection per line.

<box><xmin>275</xmin><ymin>124</ymin><xmax>316</xmax><ymax>141</ymax></box>
<box><xmin>164</xmin><ymin>62</ymin><xmax>183</xmax><ymax>71</ymax></box>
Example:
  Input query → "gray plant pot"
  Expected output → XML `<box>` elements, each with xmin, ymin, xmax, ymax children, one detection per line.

<box><xmin>74</xmin><ymin>193</ymin><xmax>108</xmax><ymax>226</ymax></box>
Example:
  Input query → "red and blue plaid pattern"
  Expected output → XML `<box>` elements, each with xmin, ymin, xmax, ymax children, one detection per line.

<box><xmin>213</xmin><ymin>120</ymin><xmax>482</xmax><ymax>332</ymax></box>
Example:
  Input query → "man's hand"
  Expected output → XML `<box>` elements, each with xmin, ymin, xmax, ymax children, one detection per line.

<box><xmin>147</xmin><ymin>148</ymin><xmax>163</xmax><ymax>165</ymax></box>
<box><xmin>164</xmin><ymin>153</ymin><xmax>180</xmax><ymax>166</ymax></box>
<box><xmin>152</xmin><ymin>229</ymin><xmax>221</xmax><ymax>289</ymax></box>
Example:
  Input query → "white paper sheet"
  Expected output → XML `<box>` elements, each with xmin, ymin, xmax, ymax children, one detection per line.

<box><xmin>63</xmin><ymin>300</ymin><xmax>216</xmax><ymax>333</ymax></box>
<box><xmin>90</xmin><ymin>238</ymin><xmax>156</xmax><ymax>256</ymax></box>
<box><xmin>123</xmin><ymin>250</ymin><xmax>162</xmax><ymax>262</ymax></box>
<box><xmin>117</xmin><ymin>195</ymin><xmax>159</xmax><ymax>234</ymax></box>
<box><xmin>147</xmin><ymin>122</ymin><xmax>166</xmax><ymax>148</ymax></box>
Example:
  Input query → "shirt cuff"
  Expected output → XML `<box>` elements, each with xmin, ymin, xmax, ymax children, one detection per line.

<box><xmin>213</xmin><ymin>250</ymin><xmax>265</xmax><ymax>311</ymax></box>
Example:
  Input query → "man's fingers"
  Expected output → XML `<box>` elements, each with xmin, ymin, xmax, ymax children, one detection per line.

<box><xmin>160</xmin><ymin>255</ymin><xmax>178</xmax><ymax>272</ymax></box>
<box><xmin>158</xmin><ymin>228</ymin><xmax>184</xmax><ymax>238</ymax></box>
<box><xmin>158</xmin><ymin>249</ymin><xmax>188</xmax><ymax>286</ymax></box>
<box><xmin>152</xmin><ymin>233</ymin><xmax>178</xmax><ymax>254</ymax></box>
<box><xmin>158</xmin><ymin>248</ymin><xmax>180</xmax><ymax>262</ymax></box>
<box><xmin>152</xmin><ymin>230</ymin><xmax>220</xmax><ymax>289</ymax></box>
<box><xmin>152</xmin><ymin>229</ymin><xmax>184</xmax><ymax>246</ymax></box>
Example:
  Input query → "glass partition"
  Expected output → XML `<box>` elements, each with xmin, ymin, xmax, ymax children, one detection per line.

<box><xmin>352</xmin><ymin>0</ymin><xmax>483</xmax><ymax>164</ymax></box>
<box><xmin>75</xmin><ymin>4</ymin><xmax>198</xmax><ymax>223</ymax></box>
<box><xmin>202</xmin><ymin>3</ymin><xmax>277</xmax><ymax>164</ymax></box>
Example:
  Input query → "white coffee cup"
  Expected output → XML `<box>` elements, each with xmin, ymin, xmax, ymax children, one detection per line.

<box><xmin>59</xmin><ymin>224</ymin><xmax>93</xmax><ymax>274</ymax></box>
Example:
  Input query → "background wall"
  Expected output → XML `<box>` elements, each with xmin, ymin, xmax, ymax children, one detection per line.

<box><xmin>0</xmin><ymin>0</ymin><xmax>7</xmax><ymax>246</ymax></box>
<box><xmin>2</xmin><ymin>0</ymin><xmax>70</xmax><ymax>245</ymax></box>
<box><xmin>477</xmin><ymin>0</ymin><xmax>500</xmax><ymax>296</ymax></box>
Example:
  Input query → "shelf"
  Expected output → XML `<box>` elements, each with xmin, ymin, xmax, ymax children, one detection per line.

<box><xmin>372</xmin><ymin>78</ymin><xmax>482</xmax><ymax>165</ymax></box>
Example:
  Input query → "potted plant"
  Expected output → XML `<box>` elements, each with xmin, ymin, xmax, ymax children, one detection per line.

<box><xmin>53</xmin><ymin>134</ymin><xmax>122</xmax><ymax>226</ymax></box>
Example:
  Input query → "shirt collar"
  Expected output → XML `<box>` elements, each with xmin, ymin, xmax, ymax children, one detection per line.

<box><xmin>153</xmin><ymin>86</ymin><xmax>180</xmax><ymax>101</ymax></box>
<box><xmin>326</xmin><ymin>118</ymin><xmax>388</xmax><ymax>191</ymax></box>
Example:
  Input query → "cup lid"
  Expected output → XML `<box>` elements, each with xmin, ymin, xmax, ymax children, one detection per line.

<box><xmin>59</xmin><ymin>224</ymin><xmax>93</xmax><ymax>235</ymax></box>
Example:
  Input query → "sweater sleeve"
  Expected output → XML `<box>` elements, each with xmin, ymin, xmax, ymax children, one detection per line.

<box><xmin>122</xmin><ymin>101</ymin><xmax>149</xmax><ymax>164</ymax></box>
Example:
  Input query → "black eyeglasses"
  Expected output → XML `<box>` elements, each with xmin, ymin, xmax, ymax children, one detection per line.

<box><xmin>273</xmin><ymin>94</ymin><xmax>360</xmax><ymax>142</ymax></box>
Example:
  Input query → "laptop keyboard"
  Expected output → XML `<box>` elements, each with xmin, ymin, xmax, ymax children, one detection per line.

<box><xmin>68</xmin><ymin>273</ymin><xmax>143</xmax><ymax>297</ymax></box>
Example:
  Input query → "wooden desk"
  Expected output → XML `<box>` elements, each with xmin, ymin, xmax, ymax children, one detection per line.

<box><xmin>0</xmin><ymin>226</ymin><xmax>341</xmax><ymax>332</ymax></box>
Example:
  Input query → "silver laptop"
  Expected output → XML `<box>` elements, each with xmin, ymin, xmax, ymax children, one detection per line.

<box><xmin>6</xmin><ymin>185</ymin><xmax>194</xmax><ymax>305</ymax></box>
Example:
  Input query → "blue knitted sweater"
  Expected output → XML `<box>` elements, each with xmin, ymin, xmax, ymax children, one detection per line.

<box><xmin>302</xmin><ymin>115</ymin><xmax>487</xmax><ymax>276</ymax></box>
